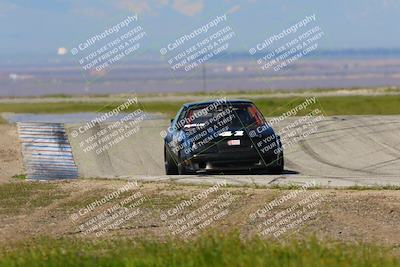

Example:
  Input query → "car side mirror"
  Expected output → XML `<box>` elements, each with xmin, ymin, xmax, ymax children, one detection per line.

<box><xmin>170</xmin><ymin>118</ymin><xmax>174</xmax><ymax>124</ymax></box>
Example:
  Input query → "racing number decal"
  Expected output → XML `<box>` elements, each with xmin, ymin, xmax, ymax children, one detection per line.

<box><xmin>219</xmin><ymin>131</ymin><xmax>244</xmax><ymax>137</ymax></box>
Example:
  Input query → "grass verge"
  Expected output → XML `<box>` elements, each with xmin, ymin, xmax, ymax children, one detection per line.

<box><xmin>0</xmin><ymin>95</ymin><xmax>399</xmax><ymax>116</ymax></box>
<box><xmin>0</xmin><ymin>115</ymin><xmax>7</xmax><ymax>124</ymax></box>
<box><xmin>0</xmin><ymin>182</ymin><xmax>67</xmax><ymax>215</ymax></box>
<box><xmin>0</xmin><ymin>232</ymin><xmax>398</xmax><ymax>267</ymax></box>
<box><xmin>11</xmin><ymin>174</ymin><xmax>26</xmax><ymax>180</ymax></box>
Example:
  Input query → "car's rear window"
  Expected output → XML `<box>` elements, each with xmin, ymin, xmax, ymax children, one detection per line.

<box><xmin>185</xmin><ymin>104</ymin><xmax>265</xmax><ymax>128</ymax></box>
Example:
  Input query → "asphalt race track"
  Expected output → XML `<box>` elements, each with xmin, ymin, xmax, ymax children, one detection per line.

<box><xmin>66</xmin><ymin>116</ymin><xmax>400</xmax><ymax>187</ymax></box>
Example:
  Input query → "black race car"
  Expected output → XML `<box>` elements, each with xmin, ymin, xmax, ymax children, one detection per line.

<box><xmin>164</xmin><ymin>99</ymin><xmax>284</xmax><ymax>174</ymax></box>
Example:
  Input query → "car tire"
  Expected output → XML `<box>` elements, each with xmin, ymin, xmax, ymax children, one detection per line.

<box><xmin>269</xmin><ymin>153</ymin><xmax>284</xmax><ymax>174</ymax></box>
<box><xmin>177</xmin><ymin>162</ymin><xmax>188</xmax><ymax>175</ymax></box>
<box><xmin>164</xmin><ymin>146</ymin><xmax>178</xmax><ymax>175</ymax></box>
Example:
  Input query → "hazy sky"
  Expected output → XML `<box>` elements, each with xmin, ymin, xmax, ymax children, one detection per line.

<box><xmin>1</xmin><ymin>0</ymin><xmax>400</xmax><ymax>57</ymax></box>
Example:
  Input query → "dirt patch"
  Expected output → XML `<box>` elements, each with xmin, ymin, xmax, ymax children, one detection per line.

<box><xmin>0</xmin><ymin>179</ymin><xmax>399</xmax><ymax>251</ymax></box>
<box><xmin>0</xmin><ymin>124</ymin><xmax>24</xmax><ymax>183</ymax></box>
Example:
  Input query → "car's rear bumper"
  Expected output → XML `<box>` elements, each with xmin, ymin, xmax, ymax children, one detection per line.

<box><xmin>182</xmin><ymin>150</ymin><xmax>281</xmax><ymax>173</ymax></box>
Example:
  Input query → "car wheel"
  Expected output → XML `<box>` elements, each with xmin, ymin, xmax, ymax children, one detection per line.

<box><xmin>164</xmin><ymin>146</ymin><xmax>178</xmax><ymax>175</ymax></box>
<box><xmin>177</xmin><ymin>162</ymin><xmax>188</xmax><ymax>175</ymax></box>
<box><xmin>269</xmin><ymin>153</ymin><xmax>284</xmax><ymax>174</ymax></box>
